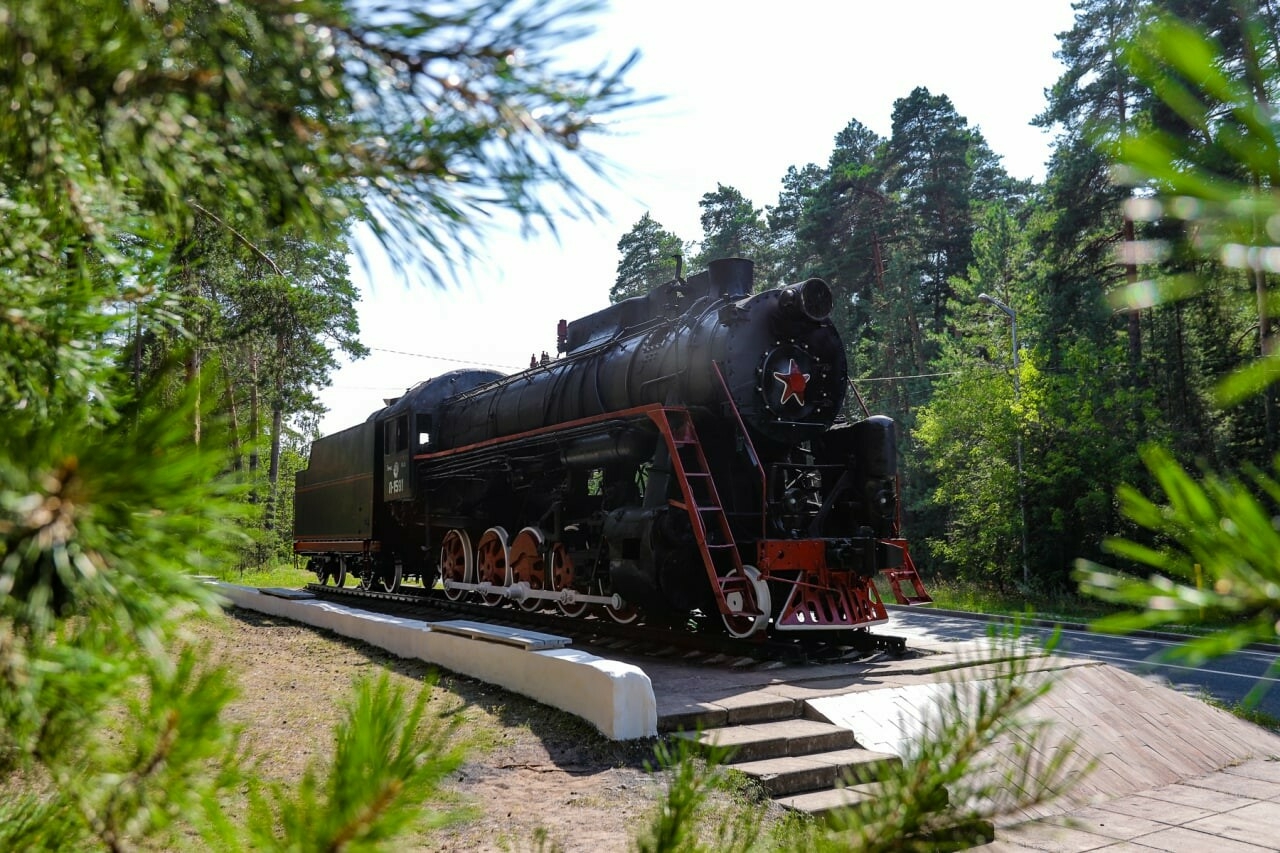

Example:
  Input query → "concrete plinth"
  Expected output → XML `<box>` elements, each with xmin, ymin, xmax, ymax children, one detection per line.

<box><xmin>213</xmin><ymin>583</ymin><xmax>657</xmax><ymax>741</ymax></box>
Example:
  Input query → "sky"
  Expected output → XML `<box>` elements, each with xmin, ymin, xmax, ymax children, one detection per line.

<box><xmin>316</xmin><ymin>0</ymin><xmax>1079</xmax><ymax>436</ymax></box>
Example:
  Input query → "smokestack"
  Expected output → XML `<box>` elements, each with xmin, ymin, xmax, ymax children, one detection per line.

<box><xmin>707</xmin><ymin>258</ymin><xmax>754</xmax><ymax>299</ymax></box>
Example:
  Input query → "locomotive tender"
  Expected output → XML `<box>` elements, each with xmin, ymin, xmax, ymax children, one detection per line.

<box><xmin>293</xmin><ymin>258</ymin><xmax>929</xmax><ymax>639</ymax></box>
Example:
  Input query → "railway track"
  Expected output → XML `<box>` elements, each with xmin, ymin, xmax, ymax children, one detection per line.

<box><xmin>299</xmin><ymin>582</ymin><xmax>914</xmax><ymax>667</ymax></box>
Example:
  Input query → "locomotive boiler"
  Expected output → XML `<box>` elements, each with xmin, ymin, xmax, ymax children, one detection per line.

<box><xmin>294</xmin><ymin>258</ymin><xmax>930</xmax><ymax>639</ymax></box>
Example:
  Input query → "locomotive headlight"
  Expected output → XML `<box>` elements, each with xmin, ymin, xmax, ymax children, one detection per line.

<box><xmin>778</xmin><ymin>277</ymin><xmax>834</xmax><ymax>323</ymax></box>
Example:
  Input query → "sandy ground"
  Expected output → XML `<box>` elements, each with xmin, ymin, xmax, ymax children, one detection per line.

<box><xmin>192</xmin><ymin>607</ymin><xmax>671</xmax><ymax>852</ymax></box>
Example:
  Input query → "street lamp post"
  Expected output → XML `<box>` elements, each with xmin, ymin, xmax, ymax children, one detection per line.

<box><xmin>978</xmin><ymin>293</ymin><xmax>1029</xmax><ymax>587</ymax></box>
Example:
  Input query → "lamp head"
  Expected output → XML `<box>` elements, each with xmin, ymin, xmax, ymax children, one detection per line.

<box><xmin>977</xmin><ymin>293</ymin><xmax>1014</xmax><ymax>317</ymax></box>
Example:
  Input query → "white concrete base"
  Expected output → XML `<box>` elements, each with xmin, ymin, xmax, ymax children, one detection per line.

<box><xmin>213</xmin><ymin>583</ymin><xmax>658</xmax><ymax>740</ymax></box>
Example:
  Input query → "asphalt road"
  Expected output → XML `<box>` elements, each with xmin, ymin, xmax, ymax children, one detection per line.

<box><xmin>885</xmin><ymin>606</ymin><xmax>1280</xmax><ymax>720</ymax></box>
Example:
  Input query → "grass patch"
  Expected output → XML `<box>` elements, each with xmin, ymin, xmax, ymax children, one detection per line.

<box><xmin>914</xmin><ymin>577</ymin><xmax>1120</xmax><ymax>623</ymax></box>
<box><xmin>1200</xmin><ymin>693</ymin><xmax>1280</xmax><ymax>733</ymax></box>
<box><xmin>1229</xmin><ymin>704</ymin><xmax>1280</xmax><ymax>732</ymax></box>
<box><xmin>914</xmin><ymin>576</ymin><xmax>1263</xmax><ymax>640</ymax></box>
<box><xmin>208</xmin><ymin>561</ymin><xmax>314</xmax><ymax>589</ymax></box>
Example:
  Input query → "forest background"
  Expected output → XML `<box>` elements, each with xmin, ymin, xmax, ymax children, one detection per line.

<box><xmin>12</xmin><ymin>0</ymin><xmax>1268</xmax><ymax>600</ymax></box>
<box><xmin>235</xmin><ymin>0</ymin><xmax>1280</xmax><ymax>595</ymax></box>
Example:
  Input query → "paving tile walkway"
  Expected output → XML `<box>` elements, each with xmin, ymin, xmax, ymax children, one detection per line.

<box><xmin>977</xmin><ymin>757</ymin><xmax>1280</xmax><ymax>851</ymax></box>
<box><xmin>597</xmin><ymin>623</ymin><xmax>1280</xmax><ymax>853</ymax></box>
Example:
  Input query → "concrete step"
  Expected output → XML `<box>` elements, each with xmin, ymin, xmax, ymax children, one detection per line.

<box><xmin>730</xmin><ymin>747</ymin><xmax>901</xmax><ymax>797</ymax></box>
<box><xmin>658</xmin><ymin>691</ymin><xmax>800</xmax><ymax>732</ymax></box>
<box><xmin>777</xmin><ymin>780</ymin><xmax>951</xmax><ymax>818</ymax></box>
<box><xmin>775</xmin><ymin>782</ymin><xmax>882</xmax><ymax>815</ymax></box>
<box><xmin>674</xmin><ymin>718</ymin><xmax>858</xmax><ymax>763</ymax></box>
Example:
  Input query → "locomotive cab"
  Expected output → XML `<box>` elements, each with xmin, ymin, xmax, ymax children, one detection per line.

<box><xmin>381</xmin><ymin>412</ymin><xmax>414</xmax><ymax>501</ymax></box>
<box><xmin>375</xmin><ymin>367</ymin><xmax>508</xmax><ymax>504</ymax></box>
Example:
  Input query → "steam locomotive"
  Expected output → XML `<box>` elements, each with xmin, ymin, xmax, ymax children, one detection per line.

<box><xmin>293</xmin><ymin>258</ymin><xmax>929</xmax><ymax>639</ymax></box>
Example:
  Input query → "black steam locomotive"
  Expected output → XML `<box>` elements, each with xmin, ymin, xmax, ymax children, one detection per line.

<box><xmin>293</xmin><ymin>258</ymin><xmax>929</xmax><ymax>638</ymax></box>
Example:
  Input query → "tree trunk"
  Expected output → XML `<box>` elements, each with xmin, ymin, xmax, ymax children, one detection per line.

<box><xmin>1256</xmin><ymin>266</ymin><xmax>1275</xmax><ymax>451</ymax></box>
<box><xmin>223</xmin><ymin>368</ymin><xmax>243</xmax><ymax>472</ymax></box>
<box><xmin>1240</xmin><ymin>9</ymin><xmax>1278</xmax><ymax>454</ymax></box>
<box><xmin>248</xmin><ymin>348</ymin><xmax>260</xmax><ymax>508</ymax></box>
<box><xmin>133</xmin><ymin>305</ymin><xmax>143</xmax><ymax>392</ymax></box>
<box><xmin>1111</xmin><ymin>20</ymin><xmax>1142</xmax><ymax>372</ymax></box>
<box><xmin>265</xmin><ymin>402</ymin><xmax>283</xmax><ymax>533</ymax></box>
<box><xmin>265</xmin><ymin>332</ymin><xmax>287</xmax><ymax>534</ymax></box>
<box><xmin>1123</xmin><ymin>214</ymin><xmax>1141</xmax><ymax>369</ymax></box>
<box><xmin>187</xmin><ymin>347</ymin><xmax>201</xmax><ymax>446</ymax></box>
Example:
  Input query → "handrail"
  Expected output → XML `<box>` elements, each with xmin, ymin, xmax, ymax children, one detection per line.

<box><xmin>848</xmin><ymin>379</ymin><xmax>871</xmax><ymax>419</ymax></box>
<box><xmin>710</xmin><ymin>360</ymin><xmax>767</xmax><ymax>540</ymax></box>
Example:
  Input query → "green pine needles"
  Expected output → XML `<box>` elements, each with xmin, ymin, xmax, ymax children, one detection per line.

<box><xmin>0</xmin><ymin>0</ymin><xmax>638</xmax><ymax>848</ymax></box>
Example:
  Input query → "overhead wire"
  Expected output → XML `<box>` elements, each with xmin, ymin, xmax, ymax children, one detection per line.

<box><xmin>368</xmin><ymin>346</ymin><xmax>525</xmax><ymax>371</ymax></box>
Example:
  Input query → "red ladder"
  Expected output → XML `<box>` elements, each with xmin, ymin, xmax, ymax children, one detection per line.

<box><xmin>649</xmin><ymin>408</ymin><xmax>759</xmax><ymax>620</ymax></box>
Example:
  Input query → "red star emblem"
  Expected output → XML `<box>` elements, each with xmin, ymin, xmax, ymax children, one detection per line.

<box><xmin>772</xmin><ymin>358</ymin><xmax>810</xmax><ymax>406</ymax></box>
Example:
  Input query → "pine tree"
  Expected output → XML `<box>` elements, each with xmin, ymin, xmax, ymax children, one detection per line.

<box><xmin>612</xmin><ymin>212</ymin><xmax>688</xmax><ymax>302</ymax></box>
<box><xmin>0</xmin><ymin>1</ymin><xmax>637</xmax><ymax>846</ymax></box>
<box><xmin>1124</xmin><ymin>1</ymin><xmax>1280</xmax><ymax>460</ymax></box>
<box><xmin>766</xmin><ymin>162</ymin><xmax>827</xmax><ymax>283</ymax></box>
<box><xmin>1034</xmin><ymin>0</ymin><xmax>1146</xmax><ymax>364</ymax></box>
<box><xmin>791</xmin><ymin>119</ymin><xmax>895</xmax><ymax>398</ymax></box>
<box><xmin>885</xmin><ymin>87</ymin><xmax>981</xmax><ymax>342</ymax></box>
<box><xmin>690</xmin><ymin>184</ymin><xmax>770</xmax><ymax>278</ymax></box>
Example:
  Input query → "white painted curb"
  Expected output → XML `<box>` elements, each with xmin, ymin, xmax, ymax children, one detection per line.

<box><xmin>212</xmin><ymin>583</ymin><xmax>658</xmax><ymax>740</ymax></box>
